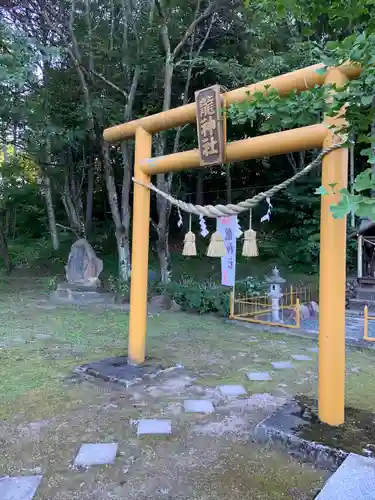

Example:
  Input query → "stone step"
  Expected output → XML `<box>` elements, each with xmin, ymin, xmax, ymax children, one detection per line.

<box><xmin>349</xmin><ymin>298</ymin><xmax>375</xmax><ymax>313</ymax></box>
<box><xmin>356</xmin><ymin>288</ymin><xmax>375</xmax><ymax>301</ymax></box>
<box><xmin>50</xmin><ymin>289</ymin><xmax>113</xmax><ymax>305</ymax></box>
<box><xmin>358</xmin><ymin>277</ymin><xmax>375</xmax><ymax>287</ymax></box>
<box><xmin>56</xmin><ymin>282</ymin><xmax>103</xmax><ymax>293</ymax></box>
<box><xmin>316</xmin><ymin>453</ymin><xmax>375</xmax><ymax>499</ymax></box>
<box><xmin>346</xmin><ymin>309</ymin><xmax>365</xmax><ymax>318</ymax></box>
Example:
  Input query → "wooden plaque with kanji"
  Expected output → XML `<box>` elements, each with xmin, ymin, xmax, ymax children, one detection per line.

<box><xmin>195</xmin><ymin>85</ymin><xmax>225</xmax><ymax>166</ymax></box>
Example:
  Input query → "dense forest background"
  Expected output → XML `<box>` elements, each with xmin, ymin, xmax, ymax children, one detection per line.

<box><xmin>0</xmin><ymin>0</ymin><xmax>373</xmax><ymax>289</ymax></box>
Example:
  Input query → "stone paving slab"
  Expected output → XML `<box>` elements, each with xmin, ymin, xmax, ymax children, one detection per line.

<box><xmin>137</xmin><ymin>419</ymin><xmax>172</xmax><ymax>436</ymax></box>
<box><xmin>291</xmin><ymin>355</ymin><xmax>313</xmax><ymax>361</ymax></box>
<box><xmin>0</xmin><ymin>475</ymin><xmax>43</xmax><ymax>500</ymax></box>
<box><xmin>218</xmin><ymin>385</ymin><xmax>248</xmax><ymax>396</ymax></box>
<box><xmin>75</xmin><ymin>356</ymin><xmax>164</xmax><ymax>387</ymax></box>
<box><xmin>74</xmin><ymin>443</ymin><xmax>118</xmax><ymax>467</ymax></box>
<box><xmin>271</xmin><ymin>361</ymin><xmax>294</xmax><ymax>369</ymax></box>
<box><xmin>184</xmin><ymin>400</ymin><xmax>215</xmax><ymax>413</ymax></box>
<box><xmin>247</xmin><ymin>372</ymin><xmax>272</xmax><ymax>381</ymax></box>
<box><xmin>35</xmin><ymin>333</ymin><xmax>52</xmax><ymax>340</ymax></box>
<box><xmin>316</xmin><ymin>453</ymin><xmax>375</xmax><ymax>499</ymax></box>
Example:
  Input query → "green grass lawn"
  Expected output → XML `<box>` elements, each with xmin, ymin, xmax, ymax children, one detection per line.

<box><xmin>0</xmin><ymin>285</ymin><xmax>373</xmax><ymax>420</ymax></box>
<box><xmin>0</xmin><ymin>279</ymin><xmax>372</xmax><ymax>499</ymax></box>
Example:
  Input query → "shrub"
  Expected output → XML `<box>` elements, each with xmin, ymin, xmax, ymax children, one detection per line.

<box><xmin>108</xmin><ymin>275</ymin><xmax>130</xmax><ymax>301</ymax></box>
<box><xmin>235</xmin><ymin>276</ymin><xmax>267</xmax><ymax>296</ymax></box>
<box><xmin>158</xmin><ymin>275</ymin><xmax>265</xmax><ymax>316</ymax></box>
<box><xmin>45</xmin><ymin>275</ymin><xmax>58</xmax><ymax>291</ymax></box>
<box><xmin>108</xmin><ymin>271</ymin><xmax>159</xmax><ymax>302</ymax></box>
<box><xmin>109</xmin><ymin>273</ymin><xmax>266</xmax><ymax>316</ymax></box>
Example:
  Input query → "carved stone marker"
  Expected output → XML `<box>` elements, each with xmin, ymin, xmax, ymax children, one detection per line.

<box><xmin>65</xmin><ymin>239</ymin><xmax>103</xmax><ymax>288</ymax></box>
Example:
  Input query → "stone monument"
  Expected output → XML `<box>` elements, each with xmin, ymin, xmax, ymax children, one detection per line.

<box><xmin>51</xmin><ymin>239</ymin><xmax>106</xmax><ymax>305</ymax></box>
<box><xmin>65</xmin><ymin>238</ymin><xmax>103</xmax><ymax>288</ymax></box>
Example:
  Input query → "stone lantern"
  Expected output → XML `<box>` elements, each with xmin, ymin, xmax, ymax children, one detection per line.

<box><xmin>266</xmin><ymin>266</ymin><xmax>286</xmax><ymax>322</ymax></box>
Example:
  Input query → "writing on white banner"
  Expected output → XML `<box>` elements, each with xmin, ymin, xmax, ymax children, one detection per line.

<box><xmin>217</xmin><ymin>216</ymin><xmax>237</xmax><ymax>287</ymax></box>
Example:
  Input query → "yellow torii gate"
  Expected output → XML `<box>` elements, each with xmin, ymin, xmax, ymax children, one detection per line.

<box><xmin>104</xmin><ymin>63</ymin><xmax>361</xmax><ymax>426</ymax></box>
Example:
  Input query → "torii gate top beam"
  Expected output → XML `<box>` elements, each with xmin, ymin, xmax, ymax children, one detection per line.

<box><xmin>103</xmin><ymin>63</ymin><xmax>360</xmax><ymax>143</ymax></box>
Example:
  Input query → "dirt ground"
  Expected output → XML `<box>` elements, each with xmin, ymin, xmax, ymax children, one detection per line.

<box><xmin>1</xmin><ymin>279</ymin><xmax>375</xmax><ymax>499</ymax></box>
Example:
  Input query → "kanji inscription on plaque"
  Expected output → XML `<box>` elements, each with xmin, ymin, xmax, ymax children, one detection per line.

<box><xmin>195</xmin><ymin>85</ymin><xmax>225</xmax><ymax>166</ymax></box>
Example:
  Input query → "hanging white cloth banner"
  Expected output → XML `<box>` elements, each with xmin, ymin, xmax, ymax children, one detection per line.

<box><xmin>260</xmin><ymin>197</ymin><xmax>272</xmax><ymax>223</ymax></box>
<box><xmin>217</xmin><ymin>216</ymin><xmax>237</xmax><ymax>287</ymax></box>
<box><xmin>199</xmin><ymin>214</ymin><xmax>209</xmax><ymax>237</ymax></box>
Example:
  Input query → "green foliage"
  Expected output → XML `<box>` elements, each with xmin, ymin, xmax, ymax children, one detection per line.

<box><xmin>311</xmin><ymin>30</ymin><xmax>375</xmax><ymax>216</ymax></box>
<box><xmin>231</xmin><ymin>41</ymin><xmax>375</xmax><ymax>222</ymax></box>
<box><xmin>353</xmin><ymin>169</ymin><xmax>374</xmax><ymax>191</ymax></box>
<box><xmin>228</xmin><ymin>4</ymin><xmax>375</xmax><ymax>222</ymax></box>
<box><xmin>8</xmin><ymin>236</ymin><xmax>66</xmax><ymax>270</ymax></box>
<box><xmin>158</xmin><ymin>275</ymin><xmax>265</xmax><ymax>316</ymax></box>
<box><xmin>157</xmin><ymin>277</ymin><xmax>229</xmax><ymax>315</ymax></box>
<box><xmin>108</xmin><ymin>276</ymin><xmax>131</xmax><ymax>301</ymax></box>
<box><xmin>229</xmin><ymin>86</ymin><xmax>327</xmax><ymax>132</ymax></box>
<box><xmin>236</xmin><ymin>276</ymin><xmax>268</xmax><ymax>296</ymax></box>
<box><xmin>316</xmin><ymin>169</ymin><xmax>375</xmax><ymax>221</ymax></box>
<box><xmin>319</xmin><ymin>34</ymin><xmax>375</xmax><ymax>153</ymax></box>
<box><xmin>45</xmin><ymin>275</ymin><xmax>58</xmax><ymax>291</ymax></box>
<box><xmin>0</xmin><ymin>154</ymin><xmax>47</xmax><ymax>239</ymax></box>
<box><xmin>272</xmin><ymin>213</ymin><xmax>321</xmax><ymax>270</ymax></box>
<box><xmin>2</xmin><ymin>0</ymin><xmax>374</xmax><ymax>277</ymax></box>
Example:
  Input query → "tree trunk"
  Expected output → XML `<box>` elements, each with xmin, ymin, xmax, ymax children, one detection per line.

<box><xmin>2</xmin><ymin>132</ymin><xmax>8</xmax><ymax>163</ymax></box>
<box><xmin>61</xmin><ymin>169</ymin><xmax>85</xmax><ymax>238</ymax></box>
<box><xmin>156</xmin><ymin>194</ymin><xmax>171</xmax><ymax>284</ymax></box>
<box><xmin>287</xmin><ymin>152</ymin><xmax>297</xmax><ymax>173</ymax></box>
<box><xmin>117</xmin><ymin>66</ymin><xmax>140</xmax><ymax>282</ymax></box>
<box><xmin>85</xmin><ymin>160</ymin><xmax>94</xmax><ymax>236</ymax></box>
<box><xmin>226</xmin><ymin>163</ymin><xmax>232</xmax><ymax>203</ymax></box>
<box><xmin>120</xmin><ymin>141</ymin><xmax>132</xmax><ymax>280</ymax></box>
<box><xmin>101</xmin><ymin>139</ymin><xmax>130</xmax><ymax>281</ymax></box>
<box><xmin>115</xmin><ymin>230</ymin><xmax>130</xmax><ymax>281</ymax></box>
<box><xmin>0</xmin><ymin>216</ymin><xmax>11</xmax><ymax>273</ymax></box>
<box><xmin>97</xmin><ymin>117</ymin><xmax>132</xmax><ymax>282</ymax></box>
<box><xmin>43</xmin><ymin>173</ymin><xmax>59</xmax><ymax>250</ymax></box>
<box><xmin>196</xmin><ymin>169</ymin><xmax>204</xmax><ymax>205</ymax></box>
<box><xmin>13</xmin><ymin>121</ymin><xmax>18</xmax><ymax>154</ymax></box>
<box><xmin>153</xmin><ymin>0</ymin><xmax>217</xmax><ymax>283</ymax></box>
<box><xmin>156</xmin><ymin>59</ymin><xmax>174</xmax><ymax>284</ymax></box>
<box><xmin>40</xmin><ymin>50</ymin><xmax>59</xmax><ymax>249</ymax></box>
<box><xmin>156</xmin><ymin>181</ymin><xmax>173</xmax><ymax>283</ymax></box>
<box><xmin>12</xmin><ymin>208</ymin><xmax>16</xmax><ymax>240</ymax></box>
<box><xmin>5</xmin><ymin>210</ymin><xmax>10</xmax><ymax>238</ymax></box>
<box><xmin>156</xmin><ymin>180</ymin><xmax>172</xmax><ymax>283</ymax></box>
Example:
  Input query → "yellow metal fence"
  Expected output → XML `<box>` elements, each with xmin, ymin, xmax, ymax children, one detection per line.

<box><xmin>364</xmin><ymin>305</ymin><xmax>375</xmax><ymax>341</ymax></box>
<box><xmin>230</xmin><ymin>286</ymin><xmax>318</xmax><ymax>329</ymax></box>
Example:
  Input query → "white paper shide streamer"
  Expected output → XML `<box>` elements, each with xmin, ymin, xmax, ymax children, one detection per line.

<box><xmin>260</xmin><ymin>197</ymin><xmax>272</xmax><ymax>223</ymax></box>
<box><xmin>177</xmin><ymin>206</ymin><xmax>183</xmax><ymax>228</ymax></box>
<box><xmin>199</xmin><ymin>214</ymin><xmax>209</xmax><ymax>237</ymax></box>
